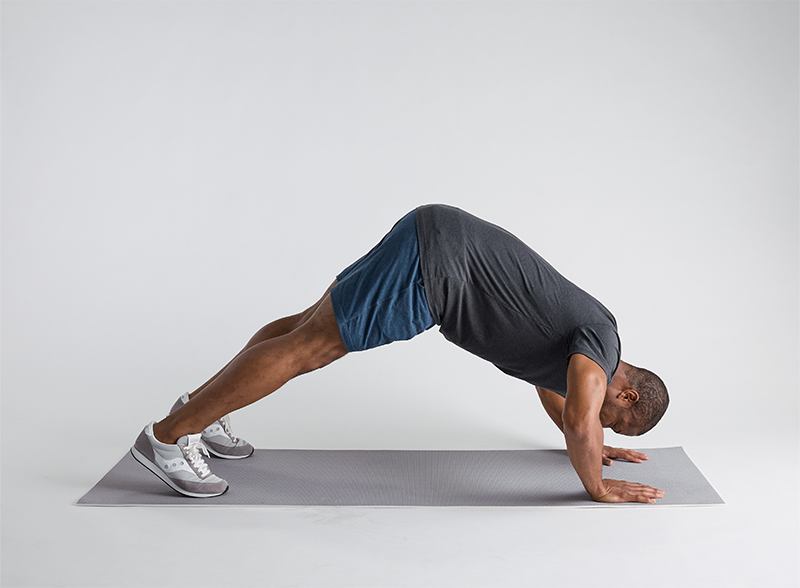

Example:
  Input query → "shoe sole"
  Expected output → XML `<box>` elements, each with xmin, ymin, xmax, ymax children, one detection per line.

<box><xmin>206</xmin><ymin>444</ymin><xmax>255</xmax><ymax>460</ymax></box>
<box><xmin>130</xmin><ymin>446</ymin><xmax>229</xmax><ymax>498</ymax></box>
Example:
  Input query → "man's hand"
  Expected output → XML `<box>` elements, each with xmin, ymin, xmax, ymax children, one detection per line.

<box><xmin>602</xmin><ymin>445</ymin><xmax>649</xmax><ymax>466</ymax></box>
<box><xmin>594</xmin><ymin>479</ymin><xmax>665</xmax><ymax>504</ymax></box>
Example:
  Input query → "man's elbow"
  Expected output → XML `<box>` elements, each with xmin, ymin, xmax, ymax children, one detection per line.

<box><xmin>562</xmin><ymin>414</ymin><xmax>595</xmax><ymax>441</ymax></box>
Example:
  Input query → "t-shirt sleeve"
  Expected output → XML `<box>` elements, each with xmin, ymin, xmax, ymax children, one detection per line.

<box><xmin>567</xmin><ymin>324</ymin><xmax>621</xmax><ymax>386</ymax></box>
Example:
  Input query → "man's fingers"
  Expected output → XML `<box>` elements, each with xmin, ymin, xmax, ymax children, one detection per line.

<box><xmin>626</xmin><ymin>481</ymin><xmax>663</xmax><ymax>496</ymax></box>
<box><xmin>629</xmin><ymin>483</ymin><xmax>664</xmax><ymax>502</ymax></box>
<box><xmin>617</xmin><ymin>449</ymin><xmax>647</xmax><ymax>462</ymax></box>
<box><xmin>597</xmin><ymin>479</ymin><xmax>665</xmax><ymax>503</ymax></box>
<box><xmin>604</xmin><ymin>447</ymin><xmax>649</xmax><ymax>463</ymax></box>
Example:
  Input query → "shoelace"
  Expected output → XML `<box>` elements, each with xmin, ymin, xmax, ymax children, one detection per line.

<box><xmin>220</xmin><ymin>415</ymin><xmax>239</xmax><ymax>443</ymax></box>
<box><xmin>183</xmin><ymin>440</ymin><xmax>212</xmax><ymax>478</ymax></box>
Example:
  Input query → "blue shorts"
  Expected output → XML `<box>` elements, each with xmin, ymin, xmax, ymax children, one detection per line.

<box><xmin>331</xmin><ymin>210</ymin><xmax>435</xmax><ymax>352</ymax></box>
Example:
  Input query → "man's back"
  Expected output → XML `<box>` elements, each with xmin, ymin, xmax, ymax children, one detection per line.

<box><xmin>415</xmin><ymin>204</ymin><xmax>620</xmax><ymax>395</ymax></box>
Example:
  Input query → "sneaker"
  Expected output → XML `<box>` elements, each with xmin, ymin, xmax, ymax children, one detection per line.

<box><xmin>130</xmin><ymin>422</ymin><xmax>228</xmax><ymax>498</ymax></box>
<box><xmin>169</xmin><ymin>393</ymin><xmax>254</xmax><ymax>460</ymax></box>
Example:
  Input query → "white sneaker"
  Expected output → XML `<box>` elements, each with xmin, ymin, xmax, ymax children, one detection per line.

<box><xmin>131</xmin><ymin>422</ymin><xmax>228</xmax><ymax>498</ymax></box>
<box><xmin>169</xmin><ymin>393</ymin><xmax>254</xmax><ymax>460</ymax></box>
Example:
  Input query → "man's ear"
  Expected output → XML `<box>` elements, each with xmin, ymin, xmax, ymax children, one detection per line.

<box><xmin>619</xmin><ymin>389</ymin><xmax>639</xmax><ymax>406</ymax></box>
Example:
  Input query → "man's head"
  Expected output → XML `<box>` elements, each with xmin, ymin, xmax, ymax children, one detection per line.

<box><xmin>600</xmin><ymin>361</ymin><xmax>669</xmax><ymax>436</ymax></box>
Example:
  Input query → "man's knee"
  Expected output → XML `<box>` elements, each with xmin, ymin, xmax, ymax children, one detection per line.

<box><xmin>290</xmin><ymin>332</ymin><xmax>347</xmax><ymax>377</ymax></box>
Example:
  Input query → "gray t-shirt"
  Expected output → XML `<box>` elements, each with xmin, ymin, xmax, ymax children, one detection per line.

<box><xmin>415</xmin><ymin>204</ymin><xmax>620</xmax><ymax>396</ymax></box>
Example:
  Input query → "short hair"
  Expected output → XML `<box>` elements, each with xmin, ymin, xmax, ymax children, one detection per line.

<box><xmin>625</xmin><ymin>364</ymin><xmax>669</xmax><ymax>435</ymax></box>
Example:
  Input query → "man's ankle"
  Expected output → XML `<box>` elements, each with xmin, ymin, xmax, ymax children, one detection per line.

<box><xmin>152</xmin><ymin>421</ymin><xmax>179</xmax><ymax>445</ymax></box>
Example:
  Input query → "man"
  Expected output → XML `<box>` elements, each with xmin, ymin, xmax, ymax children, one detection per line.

<box><xmin>131</xmin><ymin>204</ymin><xmax>669</xmax><ymax>503</ymax></box>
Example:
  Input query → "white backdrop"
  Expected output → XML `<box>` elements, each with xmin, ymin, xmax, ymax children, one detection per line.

<box><xmin>3</xmin><ymin>2</ymin><xmax>798</xmax><ymax>587</ymax></box>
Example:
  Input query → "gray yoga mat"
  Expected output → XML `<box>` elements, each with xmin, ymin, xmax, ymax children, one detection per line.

<box><xmin>77</xmin><ymin>446</ymin><xmax>723</xmax><ymax>507</ymax></box>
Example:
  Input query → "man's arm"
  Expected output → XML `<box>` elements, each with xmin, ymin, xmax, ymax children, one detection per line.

<box><xmin>562</xmin><ymin>354</ymin><xmax>664</xmax><ymax>503</ymax></box>
<box><xmin>536</xmin><ymin>386</ymin><xmax>565</xmax><ymax>432</ymax></box>
<box><xmin>536</xmin><ymin>385</ymin><xmax>649</xmax><ymax>466</ymax></box>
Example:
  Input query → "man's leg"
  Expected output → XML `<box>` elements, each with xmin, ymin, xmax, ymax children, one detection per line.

<box><xmin>154</xmin><ymin>285</ymin><xmax>347</xmax><ymax>445</ymax></box>
<box><xmin>184</xmin><ymin>282</ymin><xmax>336</xmax><ymax>401</ymax></box>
